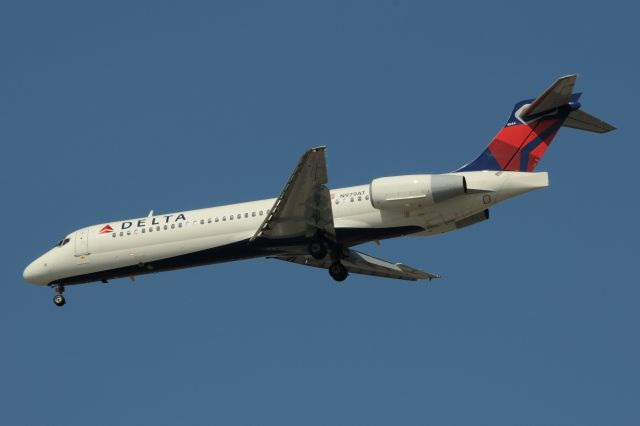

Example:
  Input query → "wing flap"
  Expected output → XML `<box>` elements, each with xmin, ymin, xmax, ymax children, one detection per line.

<box><xmin>272</xmin><ymin>248</ymin><xmax>439</xmax><ymax>282</ymax></box>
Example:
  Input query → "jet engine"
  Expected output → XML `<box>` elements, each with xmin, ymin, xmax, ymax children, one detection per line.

<box><xmin>370</xmin><ymin>174</ymin><xmax>467</xmax><ymax>211</ymax></box>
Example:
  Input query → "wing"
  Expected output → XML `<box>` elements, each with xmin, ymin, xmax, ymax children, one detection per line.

<box><xmin>251</xmin><ymin>146</ymin><xmax>336</xmax><ymax>243</ymax></box>
<box><xmin>272</xmin><ymin>248</ymin><xmax>440</xmax><ymax>282</ymax></box>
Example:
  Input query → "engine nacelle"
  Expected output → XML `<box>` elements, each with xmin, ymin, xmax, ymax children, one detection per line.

<box><xmin>370</xmin><ymin>174</ymin><xmax>467</xmax><ymax>211</ymax></box>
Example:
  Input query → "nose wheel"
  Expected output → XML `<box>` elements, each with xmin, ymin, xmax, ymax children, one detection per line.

<box><xmin>52</xmin><ymin>285</ymin><xmax>66</xmax><ymax>307</ymax></box>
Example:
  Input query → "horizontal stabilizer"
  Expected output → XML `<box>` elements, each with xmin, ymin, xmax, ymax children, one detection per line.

<box><xmin>563</xmin><ymin>109</ymin><xmax>616</xmax><ymax>133</ymax></box>
<box><xmin>521</xmin><ymin>75</ymin><xmax>577</xmax><ymax>118</ymax></box>
<box><xmin>457</xmin><ymin>74</ymin><xmax>615</xmax><ymax>172</ymax></box>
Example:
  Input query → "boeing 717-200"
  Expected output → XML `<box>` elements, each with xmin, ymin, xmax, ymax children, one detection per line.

<box><xmin>23</xmin><ymin>75</ymin><xmax>615</xmax><ymax>306</ymax></box>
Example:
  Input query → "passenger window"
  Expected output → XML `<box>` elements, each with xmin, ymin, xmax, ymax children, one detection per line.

<box><xmin>237</xmin><ymin>214</ymin><xmax>241</xmax><ymax>219</ymax></box>
<box><xmin>335</xmin><ymin>199</ymin><xmax>339</xmax><ymax>205</ymax></box>
<box><xmin>358</xmin><ymin>196</ymin><xmax>362</xmax><ymax>201</ymax></box>
<box><xmin>200</xmin><ymin>219</ymin><xmax>204</xmax><ymax>225</ymax></box>
<box><xmin>222</xmin><ymin>216</ymin><xmax>226</xmax><ymax>221</ymax></box>
<box><xmin>259</xmin><ymin>211</ymin><xmax>263</xmax><ymax>216</ymax></box>
<box><xmin>134</xmin><ymin>229</ymin><xmax>138</xmax><ymax>235</ymax></box>
<box><xmin>156</xmin><ymin>226</ymin><xmax>160</xmax><ymax>231</ymax></box>
<box><xmin>120</xmin><ymin>231</ymin><xmax>124</xmax><ymax>236</ymax></box>
<box><xmin>149</xmin><ymin>228</ymin><xmax>153</xmax><ymax>233</ymax></box>
<box><xmin>178</xmin><ymin>223</ymin><xmax>183</xmax><ymax>228</ymax></box>
<box><xmin>112</xmin><ymin>233</ymin><xmax>116</xmax><ymax>238</ymax></box>
<box><xmin>252</xmin><ymin>212</ymin><xmax>256</xmax><ymax>217</ymax></box>
<box><xmin>230</xmin><ymin>215</ymin><xmax>234</xmax><ymax>220</ymax></box>
<box><xmin>127</xmin><ymin>231</ymin><xmax>131</xmax><ymax>236</ymax></box>
<box><xmin>171</xmin><ymin>224</ymin><xmax>175</xmax><ymax>229</ymax></box>
<box><xmin>244</xmin><ymin>213</ymin><xmax>248</xmax><ymax>218</ymax></box>
<box><xmin>142</xmin><ymin>228</ymin><xmax>146</xmax><ymax>234</ymax></box>
<box><xmin>208</xmin><ymin>218</ymin><xmax>211</xmax><ymax>224</ymax></box>
<box><xmin>215</xmin><ymin>217</ymin><xmax>219</xmax><ymax>222</ymax></box>
<box><xmin>164</xmin><ymin>225</ymin><xmax>168</xmax><ymax>230</ymax></box>
<box><xmin>350</xmin><ymin>197</ymin><xmax>354</xmax><ymax>202</ymax></box>
<box><xmin>365</xmin><ymin>195</ymin><xmax>369</xmax><ymax>200</ymax></box>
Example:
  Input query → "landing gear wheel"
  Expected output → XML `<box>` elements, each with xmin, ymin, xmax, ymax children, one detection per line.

<box><xmin>53</xmin><ymin>294</ymin><xmax>66</xmax><ymax>307</ymax></box>
<box><xmin>329</xmin><ymin>262</ymin><xmax>348</xmax><ymax>282</ymax></box>
<box><xmin>52</xmin><ymin>284</ymin><xmax>65</xmax><ymax>307</ymax></box>
<box><xmin>308</xmin><ymin>241</ymin><xmax>327</xmax><ymax>260</ymax></box>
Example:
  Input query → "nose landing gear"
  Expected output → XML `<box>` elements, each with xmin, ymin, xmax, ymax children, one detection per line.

<box><xmin>52</xmin><ymin>285</ymin><xmax>66</xmax><ymax>307</ymax></box>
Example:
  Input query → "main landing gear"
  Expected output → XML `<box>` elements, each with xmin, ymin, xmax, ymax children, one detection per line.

<box><xmin>308</xmin><ymin>240</ymin><xmax>328</xmax><ymax>260</ymax></box>
<box><xmin>307</xmin><ymin>234</ymin><xmax>350</xmax><ymax>282</ymax></box>
<box><xmin>52</xmin><ymin>284</ymin><xmax>66</xmax><ymax>307</ymax></box>
<box><xmin>328</xmin><ymin>262</ymin><xmax>348</xmax><ymax>282</ymax></box>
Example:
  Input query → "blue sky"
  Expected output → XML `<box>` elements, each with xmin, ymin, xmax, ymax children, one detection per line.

<box><xmin>1</xmin><ymin>1</ymin><xmax>637</xmax><ymax>425</ymax></box>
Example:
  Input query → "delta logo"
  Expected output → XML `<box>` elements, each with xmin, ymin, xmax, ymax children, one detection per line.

<box><xmin>99</xmin><ymin>224</ymin><xmax>114</xmax><ymax>234</ymax></box>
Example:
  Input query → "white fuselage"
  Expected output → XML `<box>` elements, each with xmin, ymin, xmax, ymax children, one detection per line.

<box><xmin>23</xmin><ymin>171</ymin><xmax>548</xmax><ymax>286</ymax></box>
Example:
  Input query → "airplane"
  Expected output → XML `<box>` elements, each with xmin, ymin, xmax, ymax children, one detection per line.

<box><xmin>23</xmin><ymin>75</ymin><xmax>615</xmax><ymax>306</ymax></box>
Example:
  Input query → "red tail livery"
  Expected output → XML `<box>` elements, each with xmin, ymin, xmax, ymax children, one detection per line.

<box><xmin>458</xmin><ymin>75</ymin><xmax>615</xmax><ymax>172</ymax></box>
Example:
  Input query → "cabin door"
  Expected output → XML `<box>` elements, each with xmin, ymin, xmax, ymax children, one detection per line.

<box><xmin>75</xmin><ymin>229</ymin><xmax>90</xmax><ymax>256</ymax></box>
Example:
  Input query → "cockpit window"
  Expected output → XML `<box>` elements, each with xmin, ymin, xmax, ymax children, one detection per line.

<box><xmin>55</xmin><ymin>238</ymin><xmax>71</xmax><ymax>248</ymax></box>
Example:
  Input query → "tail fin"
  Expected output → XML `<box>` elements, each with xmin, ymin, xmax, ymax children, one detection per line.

<box><xmin>457</xmin><ymin>75</ymin><xmax>615</xmax><ymax>172</ymax></box>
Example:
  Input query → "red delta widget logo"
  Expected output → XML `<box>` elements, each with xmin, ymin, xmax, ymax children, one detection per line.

<box><xmin>99</xmin><ymin>225</ymin><xmax>113</xmax><ymax>234</ymax></box>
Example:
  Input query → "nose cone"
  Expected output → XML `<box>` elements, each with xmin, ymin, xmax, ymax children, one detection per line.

<box><xmin>23</xmin><ymin>258</ymin><xmax>50</xmax><ymax>285</ymax></box>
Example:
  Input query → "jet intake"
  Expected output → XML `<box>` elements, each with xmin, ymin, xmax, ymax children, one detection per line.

<box><xmin>370</xmin><ymin>174</ymin><xmax>467</xmax><ymax>211</ymax></box>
